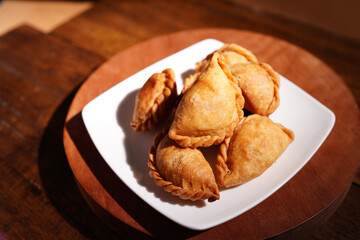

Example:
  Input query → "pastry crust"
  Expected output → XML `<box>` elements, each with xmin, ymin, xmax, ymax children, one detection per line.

<box><xmin>181</xmin><ymin>72</ymin><xmax>200</xmax><ymax>95</ymax></box>
<box><xmin>148</xmin><ymin>128</ymin><xmax>220</xmax><ymax>202</ymax></box>
<box><xmin>131</xmin><ymin>69</ymin><xmax>177</xmax><ymax>131</ymax></box>
<box><xmin>169</xmin><ymin>52</ymin><xmax>244</xmax><ymax>148</ymax></box>
<box><xmin>216</xmin><ymin>114</ymin><xmax>294</xmax><ymax>187</ymax></box>
<box><xmin>181</xmin><ymin>43</ymin><xmax>258</xmax><ymax>95</ymax></box>
<box><xmin>196</xmin><ymin>43</ymin><xmax>258</xmax><ymax>72</ymax></box>
<box><xmin>231</xmin><ymin>62</ymin><xmax>280</xmax><ymax>116</ymax></box>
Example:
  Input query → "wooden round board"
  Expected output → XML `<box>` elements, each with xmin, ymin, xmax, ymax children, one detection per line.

<box><xmin>63</xmin><ymin>28</ymin><xmax>360</xmax><ymax>239</ymax></box>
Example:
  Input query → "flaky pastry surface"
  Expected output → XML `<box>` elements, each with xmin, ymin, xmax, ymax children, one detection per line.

<box><xmin>169</xmin><ymin>52</ymin><xmax>244</xmax><ymax>148</ymax></box>
<box><xmin>231</xmin><ymin>62</ymin><xmax>280</xmax><ymax>116</ymax></box>
<box><xmin>216</xmin><ymin>114</ymin><xmax>294</xmax><ymax>188</ymax></box>
<box><xmin>196</xmin><ymin>43</ymin><xmax>258</xmax><ymax>72</ymax></box>
<box><xmin>148</xmin><ymin>128</ymin><xmax>220</xmax><ymax>201</ymax></box>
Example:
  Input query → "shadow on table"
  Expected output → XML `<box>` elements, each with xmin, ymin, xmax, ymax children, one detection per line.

<box><xmin>38</xmin><ymin>89</ymin><xmax>202</xmax><ymax>239</ymax></box>
<box><xmin>37</xmin><ymin>88</ymin><xmax>124</xmax><ymax>239</ymax></box>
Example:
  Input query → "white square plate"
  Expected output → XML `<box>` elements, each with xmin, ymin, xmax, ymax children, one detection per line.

<box><xmin>82</xmin><ymin>39</ymin><xmax>335</xmax><ymax>230</ymax></box>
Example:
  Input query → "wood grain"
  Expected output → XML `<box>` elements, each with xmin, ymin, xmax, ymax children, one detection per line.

<box><xmin>52</xmin><ymin>0</ymin><xmax>360</xmax><ymax>106</ymax></box>
<box><xmin>63</xmin><ymin>28</ymin><xmax>360</xmax><ymax>239</ymax></box>
<box><xmin>0</xmin><ymin>25</ymin><xmax>106</xmax><ymax>240</ymax></box>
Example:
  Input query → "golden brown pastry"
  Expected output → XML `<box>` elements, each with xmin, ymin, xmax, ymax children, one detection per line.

<box><xmin>181</xmin><ymin>72</ymin><xmax>200</xmax><ymax>95</ymax></box>
<box><xmin>169</xmin><ymin>52</ymin><xmax>244</xmax><ymax>148</ymax></box>
<box><xmin>196</xmin><ymin>43</ymin><xmax>258</xmax><ymax>72</ymax></box>
<box><xmin>216</xmin><ymin>114</ymin><xmax>294</xmax><ymax>188</ymax></box>
<box><xmin>231</xmin><ymin>62</ymin><xmax>280</xmax><ymax>116</ymax></box>
<box><xmin>130</xmin><ymin>69</ymin><xmax>177</xmax><ymax>131</ymax></box>
<box><xmin>148</xmin><ymin>128</ymin><xmax>220</xmax><ymax>202</ymax></box>
<box><xmin>181</xmin><ymin>43</ymin><xmax>258</xmax><ymax>95</ymax></box>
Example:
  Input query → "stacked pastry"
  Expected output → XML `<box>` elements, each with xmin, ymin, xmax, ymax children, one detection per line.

<box><xmin>131</xmin><ymin>44</ymin><xmax>294</xmax><ymax>202</ymax></box>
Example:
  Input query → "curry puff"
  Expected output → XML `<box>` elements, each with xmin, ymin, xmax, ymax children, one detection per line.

<box><xmin>231</xmin><ymin>62</ymin><xmax>280</xmax><ymax>116</ymax></box>
<box><xmin>196</xmin><ymin>43</ymin><xmax>258</xmax><ymax>72</ymax></box>
<box><xmin>169</xmin><ymin>52</ymin><xmax>244</xmax><ymax>148</ymax></box>
<box><xmin>216</xmin><ymin>114</ymin><xmax>294</xmax><ymax>188</ymax></box>
<box><xmin>182</xmin><ymin>43</ymin><xmax>258</xmax><ymax>94</ymax></box>
<box><xmin>148</xmin><ymin>129</ymin><xmax>220</xmax><ymax>202</ymax></box>
<box><xmin>131</xmin><ymin>69</ymin><xmax>177</xmax><ymax>131</ymax></box>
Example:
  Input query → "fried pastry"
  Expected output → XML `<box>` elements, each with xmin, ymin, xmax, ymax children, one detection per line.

<box><xmin>196</xmin><ymin>43</ymin><xmax>258</xmax><ymax>72</ymax></box>
<box><xmin>231</xmin><ymin>62</ymin><xmax>280</xmax><ymax>116</ymax></box>
<box><xmin>181</xmin><ymin>43</ymin><xmax>258</xmax><ymax>95</ymax></box>
<box><xmin>148</xmin><ymin>129</ymin><xmax>220</xmax><ymax>202</ymax></box>
<box><xmin>216</xmin><ymin>114</ymin><xmax>294</xmax><ymax>188</ymax></box>
<box><xmin>130</xmin><ymin>69</ymin><xmax>177</xmax><ymax>131</ymax></box>
<box><xmin>169</xmin><ymin>52</ymin><xmax>244</xmax><ymax>148</ymax></box>
<box><xmin>181</xmin><ymin>71</ymin><xmax>200</xmax><ymax>95</ymax></box>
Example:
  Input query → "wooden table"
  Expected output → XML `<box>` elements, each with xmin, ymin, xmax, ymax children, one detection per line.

<box><xmin>1</xmin><ymin>1</ymin><xmax>359</xmax><ymax>239</ymax></box>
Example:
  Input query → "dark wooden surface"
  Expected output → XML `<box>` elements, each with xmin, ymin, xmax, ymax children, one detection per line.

<box><xmin>0</xmin><ymin>0</ymin><xmax>359</xmax><ymax>239</ymax></box>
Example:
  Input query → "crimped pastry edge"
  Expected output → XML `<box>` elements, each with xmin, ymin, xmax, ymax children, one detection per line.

<box><xmin>131</xmin><ymin>69</ymin><xmax>177</xmax><ymax>131</ymax></box>
<box><xmin>169</xmin><ymin>54</ymin><xmax>244</xmax><ymax>148</ymax></box>
<box><xmin>196</xmin><ymin>43</ymin><xmax>259</xmax><ymax>72</ymax></box>
<box><xmin>148</xmin><ymin>128</ymin><xmax>220</xmax><ymax>202</ymax></box>
<box><xmin>219</xmin><ymin>43</ymin><xmax>259</xmax><ymax>64</ymax></box>
<box><xmin>258</xmin><ymin>62</ymin><xmax>280</xmax><ymax>116</ymax></box>
<box><xmin>215</xmin><ymin>117</ymin><xmax>247</xmax><ymax>187</ymax></box>
<box><xmin>216</xmin><ymin>114</ymin><xmax>294</xmax><ymax>187</ymax></box>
